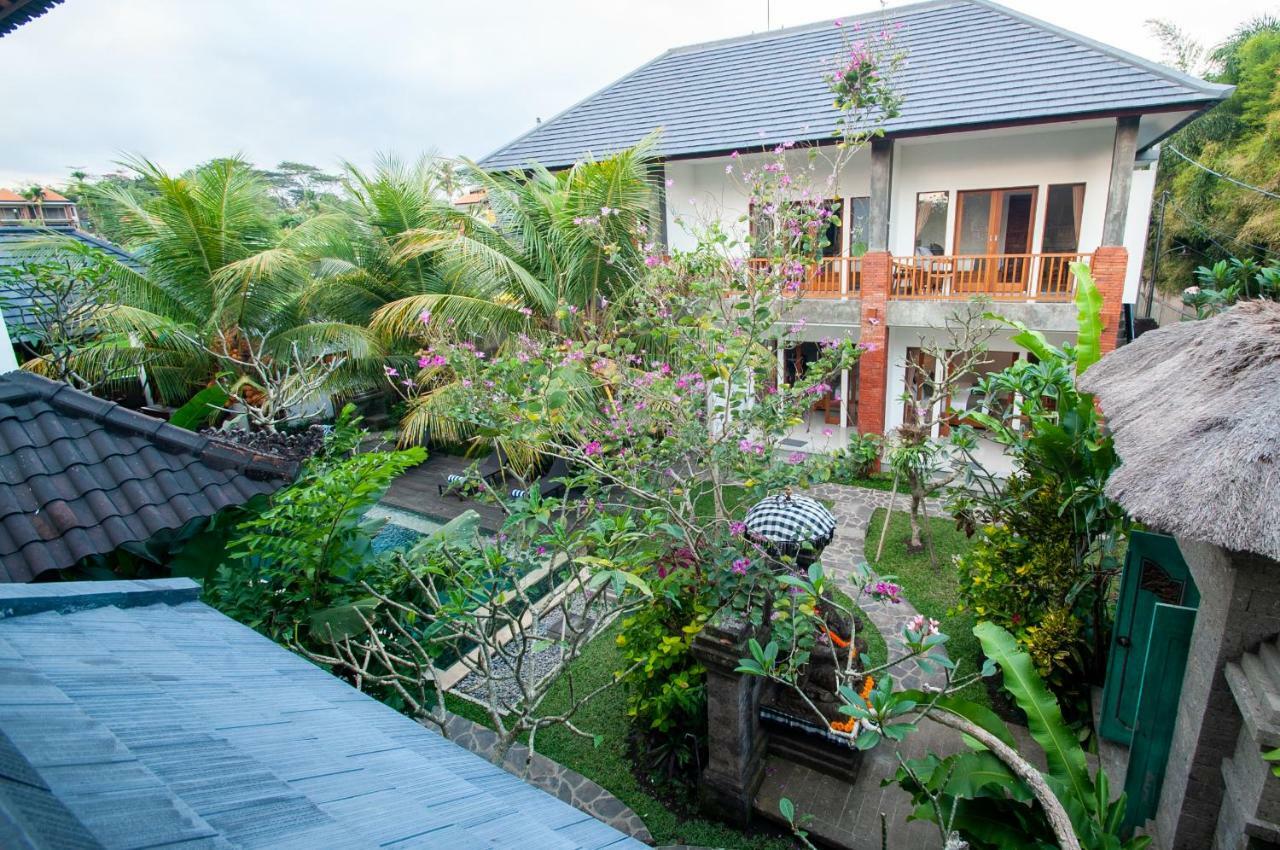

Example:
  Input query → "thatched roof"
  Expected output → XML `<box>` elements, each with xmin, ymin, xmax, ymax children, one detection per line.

<box><xmin>1079</xmin><ymin>301</ymin><xmax>1280</xmax><ymax>561</ymax></box>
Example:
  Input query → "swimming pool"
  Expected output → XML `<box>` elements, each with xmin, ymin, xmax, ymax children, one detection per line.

<box><xmin>367</xmin><ymin>506</ymin><xmax>442</xmax><ymax>555</ymax></box>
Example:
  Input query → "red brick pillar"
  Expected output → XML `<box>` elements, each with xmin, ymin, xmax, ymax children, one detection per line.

<box><xmin>1091</xmin><ymin>246</ymin><xmax>1128</xmax><ymax>354</ymax></box>
<box><xmin>856</xmin><ymin>251</ymin><xmax>891</xmax><ymax>438</ymax></box>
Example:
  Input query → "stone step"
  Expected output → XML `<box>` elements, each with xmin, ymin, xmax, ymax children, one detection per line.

<box><xmin>1240</xmin><ymin>652</ymin><xmax>1280</xmax><ymax>729</ymax></box>
<box><xmin>1258</xmin><ymin>639</ymin><xmax>1280</xmax><ymax>687</ymax></box>
<box><xmin>1226</xmin><ymin>661</ymin><xmax>1280</xmax><ymax>750</ymax></box>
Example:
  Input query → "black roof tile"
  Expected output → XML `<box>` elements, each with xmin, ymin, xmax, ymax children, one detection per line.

<box><xmin>0</xmin><ymin>373</ymin><xmax>298</xmax><ymax>581</ymax></box>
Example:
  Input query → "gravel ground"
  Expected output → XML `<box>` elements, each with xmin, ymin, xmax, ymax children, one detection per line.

<box><xmin>452</xmin><ymin>593</ymin><xmax>598</xmax><ymax>709</ymax></box>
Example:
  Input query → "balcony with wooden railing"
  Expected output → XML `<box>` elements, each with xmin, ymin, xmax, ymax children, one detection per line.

<box><xmin>889</xmin><ymin>252</ymin><xmax>1092</xmax><ymax>301</ymax></box>
<box><xmin>747</xmin><ymin>256</ymin><xmax>862</xmax><ymax>298</ymax></box>
<box><xmin>746</xmin><ymin>252</ymin><xmax>1091</xmax><ymax>302</ymax></box>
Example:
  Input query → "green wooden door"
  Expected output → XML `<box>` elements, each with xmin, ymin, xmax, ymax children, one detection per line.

<box><xmin>1099</xmin><ymin>531</ymin><xmax>1198</xmax><ymax>744</ymax></box>
<box><xmin>1121</xmin><ymin>602</ymin><xmax>1197</xmax><ymax>835</ymax></box>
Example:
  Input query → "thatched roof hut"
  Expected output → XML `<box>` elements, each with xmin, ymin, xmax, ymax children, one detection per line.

<box><xmin>1079</xmin><ymin>300</ymin><xmax>1280</xmax><ymax>561</ymax></box>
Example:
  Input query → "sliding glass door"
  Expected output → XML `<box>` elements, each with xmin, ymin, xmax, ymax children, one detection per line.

<box><xmin>953</xmin><ymin>187</ymin><xmax>1037</xmax><ymax>296</ymax></box>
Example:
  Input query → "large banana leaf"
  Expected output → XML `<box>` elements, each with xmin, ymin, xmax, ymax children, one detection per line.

<box><xmin>974</xmin><ymin>622</ymin><xmax>1093</xmax><ymax>813</ymax></box>
<box><xmin>1072</xmin><ymin>263</ymin><xmax>1103</xmax><ymax>375</ymax></box>
<box><xmin>308</xmin><ymin>596</ymin><xmax>381</xmax><ymax>642</ymax></box>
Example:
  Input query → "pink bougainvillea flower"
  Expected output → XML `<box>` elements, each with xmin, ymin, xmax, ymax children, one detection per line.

<box><xmin>730</xmin><ymin>520</ymin><xmax>747</xmax><ymax>536</ymax></box>
<box><xmin>583</xmin><ymin>440</ymin><xmax>603</xmax><ymax>456</ymax></box>
<box><xmin>787</xmin><ymin>452</ymin><xmax>806</xmax><ymax>464</ymax></box>
<box><xmin>418</xmin><ymin>309</ymin><xmax>431</xmax><ymax>325</ymax></box>
<box><xmin>384</xmin><ymin>365</ymin><xmax>398</xmax><ymax>377</ymax></box>
<box><xmin>731</xmin><ymin>558</ymin><xmax>751</xmax><ymax>575</ymax></box>
<box><xmin>823</xmin><ymin>428</ymin><xmax>834</xmax><ymax>437</ymax></box>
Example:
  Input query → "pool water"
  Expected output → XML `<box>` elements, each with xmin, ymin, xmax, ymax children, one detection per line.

<box><xmin>371</xmin><ymin>522</ymin><xmax>428</xmax><ymax>554</ymax></box>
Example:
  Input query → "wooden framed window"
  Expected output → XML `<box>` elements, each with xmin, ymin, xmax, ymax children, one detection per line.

<box><xmin>1042</xmin><ymin>183</ymin><xmax>1086</xmax><ymax>253</ymax></box>
<box><xmin>848</xmin><ymin>196</ymin><xmax>870</xmax><ymax>255</ymax></box>
<box><xmin>913</xmin><ymin>192</ymin><xmax>949</xmax><ymax>256</ymax></box>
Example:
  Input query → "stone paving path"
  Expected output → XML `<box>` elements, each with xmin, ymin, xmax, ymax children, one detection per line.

<box><xmin>807</xmin><ymin>483</ymin><xmax>950</xmax><ymax>691</ymax></box>
<box><xmin>753</xmin><ymin>483</ymin><xmax>965</xmax><ymax>850</ymax></box>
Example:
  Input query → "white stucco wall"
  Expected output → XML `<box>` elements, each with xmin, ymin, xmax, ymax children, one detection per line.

<box><xmin>1123</xmin><ymin>157</ymin><xmax>1158</xmax><ymax>304</ymax></box>
<box><xmin>662</xmin><ymin>118</ymin><xmax>1157</xmax><ymax>299</ymax></box>
<box><xmin>0</xmin><ymin>314</ymin><xmax>17</xmax><ymax>373</ymax></box>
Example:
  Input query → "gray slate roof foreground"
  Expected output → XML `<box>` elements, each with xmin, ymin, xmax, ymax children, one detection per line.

<box><xmin>0</xmin><ymin>372</ymin><xmax>299</xmax><ymax>583</ymax></box>
<box><xmin>0</xmin><ymin>579</ymin><xmax>643</xmax><ymax>849</ymax></box>
<box><xmin>481</xmin><ymin>0</ymin><xmax>1230</xmax><ymax>170</ymax></box>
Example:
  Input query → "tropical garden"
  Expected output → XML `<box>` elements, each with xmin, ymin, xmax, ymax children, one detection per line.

<box><xmin>13</xmin><ymin>17</ymin><xmax>1280</xmax><ymax>850</ymax></box>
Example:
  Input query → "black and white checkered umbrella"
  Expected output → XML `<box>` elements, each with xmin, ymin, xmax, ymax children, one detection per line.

<box><xmin>744</xmin><ymin>492</ymin><xmax>837</xmax><ymax>550</ymax></box>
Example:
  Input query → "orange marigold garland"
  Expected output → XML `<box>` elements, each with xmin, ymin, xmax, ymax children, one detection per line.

<box><xmin>829</xmin><ymin>675</ymin><xmax>876</xmax><ymax>734</ymax></box>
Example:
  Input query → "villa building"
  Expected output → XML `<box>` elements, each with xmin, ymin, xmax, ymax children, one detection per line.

<box><xmin>482</xmin><ymin>0</ymin><xmax>1229</xmax><ymax>450</ymax></box>
<box><xmin>0</xmin><ymin>187</ymin><xmax>80</xmax><ymax>228</ymax></box>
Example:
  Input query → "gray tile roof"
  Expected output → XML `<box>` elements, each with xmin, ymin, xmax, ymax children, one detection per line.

<box><xmin>0</xmin><ymin>372</ymin><xmax>298</xmax><ymax>582</ymax></box>
<box><xmin>0</xmin><ymin>226</ymin><xmax>144</xmax><ymax>331</ymax></box>
<box><xmin>480</xmin><ymin>0</ymin><xmax>1230</xmax><ymax>170</ymax></box>
<box><xmin>0</xmin><ymin>579</ymin><xmax>643</xmax><ymax>850</ymax></box>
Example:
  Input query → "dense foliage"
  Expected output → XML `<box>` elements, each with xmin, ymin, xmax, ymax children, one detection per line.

<box><xmin>950</xmin><ymin>268</ymin><xmax>1125</xmax><ymax>707</ymax></box>
<box><xmin>1149</xmin><ymin>18</ymin><xmax>1280</xmax><ymax>289</ymax></box>
<box><xmin>207</xmin><ymin>409</ymin><xmax>424</xmax><ymax>645</ymax></box>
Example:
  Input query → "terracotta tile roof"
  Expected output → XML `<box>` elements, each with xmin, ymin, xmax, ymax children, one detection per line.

<box><xmin>0</xmin><ymin>372</ymin><xmax>299</xmax><ymax>582</ymax></box>
<box><xmin>0</xmin><ymin>187</ymin><xmax>71</xmax><ymax>203</ymax></box>
<box><xmin>454</xmin><ymin>189</ymin><xmax>487</xmax><ymax>205</ymax></box>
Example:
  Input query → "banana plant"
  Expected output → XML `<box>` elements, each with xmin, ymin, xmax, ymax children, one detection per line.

<box><xmin>888</xmin><ymin>623</ymin><xmax>1150</xmax><ymax>850</ymax></box>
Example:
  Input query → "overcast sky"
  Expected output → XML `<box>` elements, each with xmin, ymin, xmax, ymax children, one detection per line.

<box><xmin>0</xmin><ymin>0</ymin><xmax>1273</xmax><ymax>187</ymax></box>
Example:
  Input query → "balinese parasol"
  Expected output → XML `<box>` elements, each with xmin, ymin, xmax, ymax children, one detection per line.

<box><xmin>743</xmin><ymin>489</ymin><xmax>837</xmax><ymax>564</ymax></box>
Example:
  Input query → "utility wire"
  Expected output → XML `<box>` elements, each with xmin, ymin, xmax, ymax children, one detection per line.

<box><xmin>1166</xmin><ymin>145</ymin><xmax>1280</xmax><ymax>201</ymax></box>
<box><xmin>1167</xmin><ymin>199</ymin><xmax>1277</xmax><ymax>256</ymax></box>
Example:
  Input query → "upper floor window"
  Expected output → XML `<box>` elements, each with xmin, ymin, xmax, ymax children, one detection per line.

<box><xmin>914</xmin><ymin>191</ymin><xmax>949</xmax><ymax>256</ymax></box>
<box><xmin>848</xmin><ymin>196</ymin><xmax>870</xmax><ymax>255</ymax></box>
<box><xmin>1042</xmin><ymin>183</ymin><xmax>1086</xmax><ymax>253</ymax></box>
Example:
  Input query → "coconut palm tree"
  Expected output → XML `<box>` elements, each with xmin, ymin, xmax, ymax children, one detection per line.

<box><xmin>81</xmin><ymin>155</ymin><xmax>382</xmax><ymax>422</ymax></box>
<box><xmin>362</xmin><ymin>140</ymin><xmax>657</xmax><ymax>453</ymax></box>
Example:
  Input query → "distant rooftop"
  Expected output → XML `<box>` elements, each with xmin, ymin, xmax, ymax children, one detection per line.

<box><xmin>0</xmin><ymin>227</ymin><xmax>138</xmax><ymax>329</ymax></box>
<box><xmin>0</xmin><ymin>188</ymin><xmax>72</xmax><ymax>204</ymax></box>
<box><xmin>0</xmin><ymin>579</ymin><xmax>643</xmax><ymax>849</ymax></box>
<box><xmin>481</xmin><ymin>0</ymin><xmax>1230</xmax><ymax>170</ymax></box>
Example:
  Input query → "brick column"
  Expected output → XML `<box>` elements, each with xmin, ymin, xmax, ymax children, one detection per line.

<box><xmin>1091</xmin><ymin>246</ymin><xmax>1128</xmax><ymax>354</ymax></box>
<box><xmin>856</xmin><ymin>251</ymin><xmax>891</xmax><ymax>438</ymax></box>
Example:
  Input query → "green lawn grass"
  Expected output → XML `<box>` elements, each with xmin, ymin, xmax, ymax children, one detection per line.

<box><xmin>864</xmin><ymin>507</ymin><xmax>990</xmax><ymax>708</ymax></box>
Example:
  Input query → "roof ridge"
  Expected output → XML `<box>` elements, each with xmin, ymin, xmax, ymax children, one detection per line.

<box><xmin>666</xmin><ymin>0</ymin><xmax>958</xmax><ymax>57</ymax></box>
<box><xmin>2</xmin><ymin>372</ymin><xmax>296</xmax><ymax>481</ymax></box>
<box><xmin>0</xmin><ymin>579</ymin><xmax>201</xmax><ymax>618</ymax></box>
<box><xmin>966</xmin><ymin>0</ymin><xmax>1230</xmax><ymax>98</ymax></box>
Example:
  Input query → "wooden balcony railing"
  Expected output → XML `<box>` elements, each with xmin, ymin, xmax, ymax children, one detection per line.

<box><xmin>889</xmin><ymin>252</ymin><xmax>1092</xmax><ymax>301</ymax></box>
<box><xmin>745</xmin><ymin>253</ymin><xmax>1090</xmax><ymax>301</ymax></box>
<box><xmin>747</xmin><ymin>256</ymin><xmax>862</xmax><ymax>298</ymax></box>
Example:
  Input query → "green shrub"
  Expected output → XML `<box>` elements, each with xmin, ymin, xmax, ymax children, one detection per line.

<box><xmin>207</xmin><ymin>410</ymin><xmax>425</xmax><ymax>645</ymax></box>
<box><xmin>615</xmin><ymin>551</ymin><xmax>714</xmax><ymax>783</ymax></box>
<box><xmin>955</xmin><ymin>476</ymin><xmax>1094</xmax><ymax>694</ymax></box>
<box><xmin>827</xmin><ymin>431</ymin><xmax>882</xmax><ymax>482</ymax></box>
